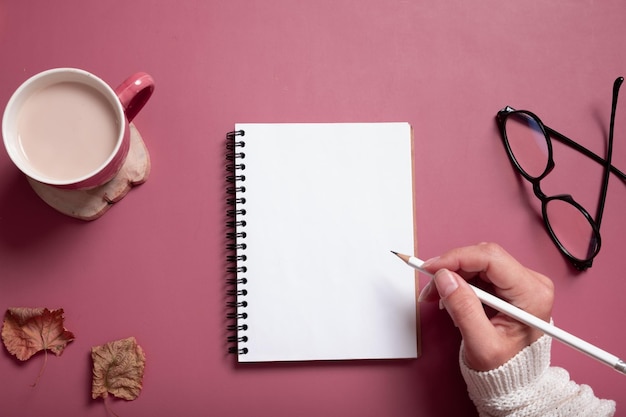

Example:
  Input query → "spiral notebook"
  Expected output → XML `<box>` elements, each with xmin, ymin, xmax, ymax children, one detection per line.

<box><xmin>226</xmin><ymin>122</ymin><xmax>418</xmax><ymax>362</ymax></box>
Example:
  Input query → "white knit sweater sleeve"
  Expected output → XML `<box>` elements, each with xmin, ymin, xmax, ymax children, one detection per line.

<box><xmin>459</xmin><ymin>334</ymin><xmax>616</xmax><ymax>417</ymax></box>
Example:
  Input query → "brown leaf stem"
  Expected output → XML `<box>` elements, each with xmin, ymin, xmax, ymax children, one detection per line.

<box><xmin>104</xmin><ymin>396</ymin><xmax>121</xmax><ymax>417</ymax></box>
<box><xmin>30</xmin><ymin>349</ymin><xmax>48</xmax><ymax>387</ymax></box>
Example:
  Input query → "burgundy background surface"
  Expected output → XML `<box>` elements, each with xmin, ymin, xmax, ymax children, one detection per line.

<box><xmin>1</xmin><ymin>1</ymin><xmax>625</xmax><ymax>416</ymax></box>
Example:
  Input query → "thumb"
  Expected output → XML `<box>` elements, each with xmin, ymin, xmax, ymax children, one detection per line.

<box><xmin>433</xmin><ymin>269</ymin><xmax>497</xmax><ymax>344</ymax></box>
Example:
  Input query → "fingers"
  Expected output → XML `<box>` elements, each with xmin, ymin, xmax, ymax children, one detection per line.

<box><xmin>422</xmin><ymin>243</ymin><xmax>554</xmax><ymax>319</ymax></box>
<box><xmin>432</xmin><ymin>269</ymin><xmax>498</xmax><ymax>345</ymax></box>
<box><xmin>433</xmin><ymin>269</ymin><xmax>494</xmax><ymax>339</ymax></box>
<box><xmin>433</xmin><ymin>268</ymin><xmax>523</xmax><ymax>370</ymax></box>
<box><xmin>424</xmin><ymin>243</ymin><xmax>528</xmax><ymax>288</ymax></box>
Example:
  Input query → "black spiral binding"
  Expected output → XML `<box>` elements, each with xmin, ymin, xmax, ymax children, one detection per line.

<box><xmin>226</xmin><ymin>130</ymin><xmax>249</xmax><ymax>356</ymax></box>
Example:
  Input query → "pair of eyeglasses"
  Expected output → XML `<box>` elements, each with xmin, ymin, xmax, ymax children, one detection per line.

<box><xmin>496</xmin><ymin>77</ymin><xmax>625</xmax><ymax>270</ymax></box>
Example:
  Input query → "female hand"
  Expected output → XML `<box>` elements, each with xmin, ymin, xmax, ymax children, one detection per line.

<box><xmin>419</xmin><ymin>243</ymin><xmax>554</xmax><ymax>371</ymax></box>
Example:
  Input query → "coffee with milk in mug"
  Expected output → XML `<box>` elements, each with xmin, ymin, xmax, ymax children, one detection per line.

<box><xmin>16</xmin><ymin>81</ymin><xmax>119</xmax><ymax>181</ymax></box>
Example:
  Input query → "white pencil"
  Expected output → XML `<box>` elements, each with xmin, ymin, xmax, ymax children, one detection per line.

<box><xmin>392</xmin><ymin>251</ymin><xmax>626</xmax><ymax>375</ymax></box>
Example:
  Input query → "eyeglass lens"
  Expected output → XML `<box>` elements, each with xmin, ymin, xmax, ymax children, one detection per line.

<box><xmin>504</xmin><ymin>112</ymin><xmax>550</xmax><ymax>178</ymax></box>
<box><xmin>504</xmin><ymin>112</ymin><xmax>599</xmax><ymax>263</ymax></box>
<box><xmin>545</xmin><ymin>199</ymin><xmax>598</xmax><ymax>261</ymax></box>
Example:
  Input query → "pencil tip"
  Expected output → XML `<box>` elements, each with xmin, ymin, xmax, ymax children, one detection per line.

<box><xmin>391</xmin><ymin>251</ymin><xmax>410</xmax><ymax>262</ymax></box>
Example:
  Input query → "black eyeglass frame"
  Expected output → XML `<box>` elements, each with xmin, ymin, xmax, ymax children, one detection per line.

<box><xmin>496</xmin><ymin>77</ymin><xmax>625</xmax><ymax>270</ymax></box>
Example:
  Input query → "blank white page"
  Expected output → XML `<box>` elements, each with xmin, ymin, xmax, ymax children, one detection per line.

<box><xmin>231</xmin><ymin>122</ymin><xmax>417</xmax><ymax>362</ymax></box>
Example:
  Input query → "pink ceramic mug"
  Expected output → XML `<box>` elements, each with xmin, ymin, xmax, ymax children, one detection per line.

<box><xmin>2</xmin><ymin>68</ymin><xmax>154</xmax><ymax>189</ymax></box>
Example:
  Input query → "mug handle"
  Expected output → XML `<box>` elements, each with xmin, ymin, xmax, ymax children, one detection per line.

<box><xmin>114</xmin><ymin>72</ymin><xmax>155</xmax><ymax>122</ymax></box>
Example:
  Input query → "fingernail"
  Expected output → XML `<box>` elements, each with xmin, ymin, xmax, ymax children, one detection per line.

<box><xmin>421</xmin><ymin>256</ymin><xmax>440</xmax><ymax>268</ymax></box>
<box><xmin>418</xmin><ymin>279</ymin><xmax>434</xmax><ymax>303</ymax></box>
<box><xmin>434</xmin><ymin>269</ymin><xmax>459</xmax><ymax>299</ymax></box>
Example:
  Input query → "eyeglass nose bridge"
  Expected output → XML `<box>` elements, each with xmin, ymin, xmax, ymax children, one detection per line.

<box><xmin>532</xmin><ymin>181</ymin><xmax>548</xmax><ymax>200</ymax></box>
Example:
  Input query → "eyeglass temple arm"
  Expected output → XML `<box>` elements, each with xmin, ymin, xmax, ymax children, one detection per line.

<box><xmin>543</xmin><ymin>125</ymin><xmax>626</xmax><ymax>181</ymax></box>
<box><xmin>594</xmin><ymin>77</ymin><xmax>623</xmax><ymax>232</ymax></box>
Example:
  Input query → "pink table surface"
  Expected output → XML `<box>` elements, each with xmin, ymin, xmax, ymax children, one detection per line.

<box><xmin>1</xmin><ymin>1</ymin><xmax>625</xmax><ymax>416</ymax></box>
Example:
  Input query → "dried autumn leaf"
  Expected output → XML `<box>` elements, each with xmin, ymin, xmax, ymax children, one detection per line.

<box><xmin>1</xmin><ymin>307</ymin><xmax>75</xmax><ymax>361</ymax></box>
<box><xmin>91</xmin><ymin>337</ymin><xmax>146</xmax><ymax>401</ymax></box>
<box><xmin>1</xmin><ymin>307</ymin><xmax>75</xmax><ymax>386</ymax></box>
